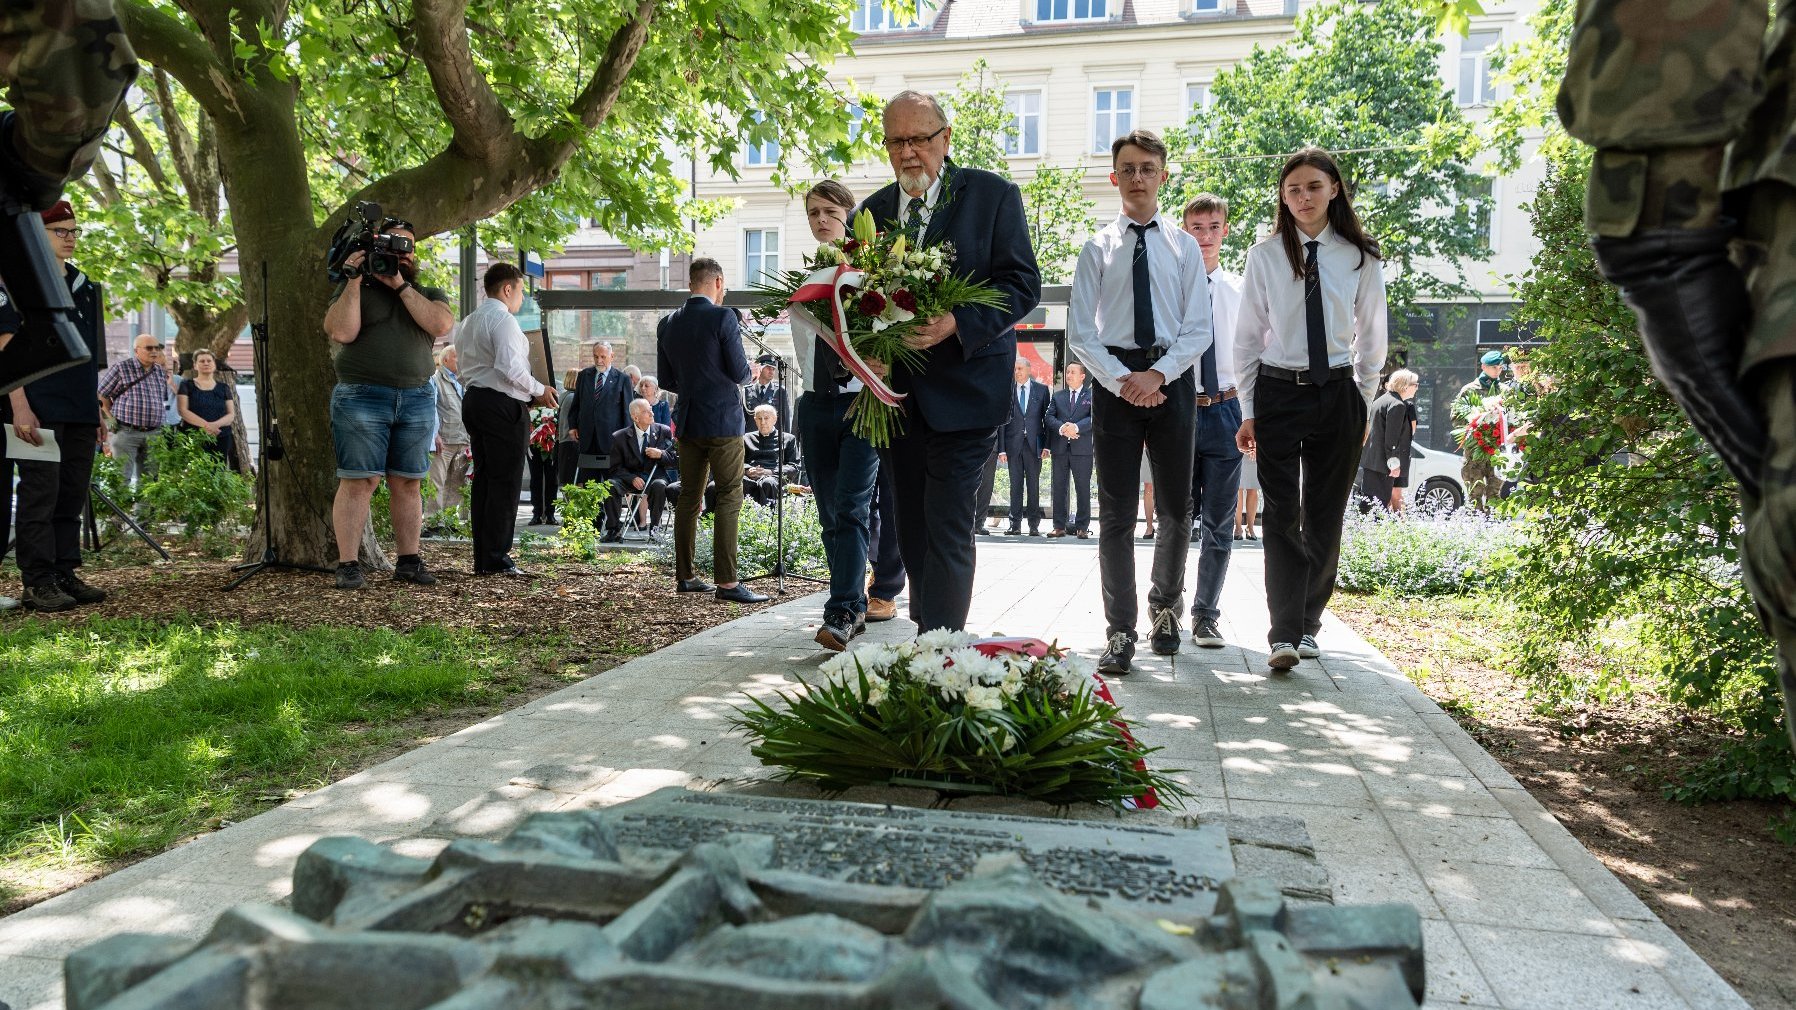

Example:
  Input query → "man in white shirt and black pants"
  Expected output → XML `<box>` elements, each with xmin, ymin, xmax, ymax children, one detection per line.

<box><xmin>457</xmin><ymin>263</ymin><xmax>557</xmax><ymax>577</ymax></box>
<box><xmin>1181</xmin><ymin>194</ymin><xmax>1245</xmax><ymax>649</ymax></box>
<box><xmin>1069</xmin><ymin>130</ymin><xmax>1213</xmax><ymax>674</ymax></box>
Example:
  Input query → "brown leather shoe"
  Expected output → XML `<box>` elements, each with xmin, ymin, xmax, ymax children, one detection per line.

<box><xmin>865</xmin><ymin>597</ymin><xmax>898</xmax><ymax>622</ymax></box>
<box><xmin>1045</xmin><ymin>528</ymin><xmax>1066</xmax><ymax>538</ymax></box>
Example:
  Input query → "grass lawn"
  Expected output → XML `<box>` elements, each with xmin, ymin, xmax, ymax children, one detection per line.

<box><xmin>0</xmin><ymin>616</ymin><xmax>564</xmax><ymax>906</ymax></box>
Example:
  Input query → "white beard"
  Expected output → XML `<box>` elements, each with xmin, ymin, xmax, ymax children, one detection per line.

<box><xmin>898</xmin><ymin>170</ymin><xmax>932</xmax><ymax>197</ymax></box>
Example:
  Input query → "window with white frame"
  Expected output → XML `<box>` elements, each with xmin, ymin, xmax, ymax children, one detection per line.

<box><xmin>745</xmin><ymin>113</ymin><xmax>780</xmax><ymax>167</ymax></box>
<box><xmin>1091</xmin><ymin>87</ymin><xmax>1134</xmax><ymax>154</ymax></box>
<box><xmin>1004</xmin><ymin>91</ymin><xmax>1043</xmax><ymax>156</ymax></box>
<box><xmin>1184</xmin><ymin>82</ymin><xmax>1212</xmax><ymax>121</ymax></box>
<box><xmin>744</xmin><ymin>229</ymin><xmax>780</xmax><ymax>285</ymax></box>
<box><xmin>851</xmin><ymin>0</ymin><xmax>928</xmax><ymax>32</ymax></box>
<box><xmin>1466</xmin><ymin>176</ymin><xmax>1496</xmax><ymax>250</ymax></box>
<box><xmin>1035</xmin><ymin>0</ymin><xmax>1107</xmax><ymax>22</ymax></box>
<box><xmin>1192</xmin><ymin>0</ymin><xmax>1225</xmax><ymax>15</ymax></box>
<box><xmin>1457</xmin><ymin>30</ymin><xmax>1500</xmax><ymax>106</ymax></box>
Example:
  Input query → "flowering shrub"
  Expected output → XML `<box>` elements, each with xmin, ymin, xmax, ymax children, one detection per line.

<box><xmin>1336</xmin><ymin>504</ymin><xmax>1519</xmax><ymax>597</ymax></box>
<box><xmin>734</xmin><ymin>633</ymin><xmax>1190</xmax><ymax>808</ymax></box>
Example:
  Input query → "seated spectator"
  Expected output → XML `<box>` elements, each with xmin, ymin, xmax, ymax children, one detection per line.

<box><xmin>742</xmin><ymin>403</ymin><xmax>800</xmax><ymax>507</ymax></box>
<box><xmin>176</xmin><ymin>349</ymin><xmax>238</xmax><ymax>469</ymax></box>
<box><xmin>639</xmin><ymin>374</ymin><xmax>672</xmax><ymax>428</ymax></box>
<box><xmin>605</xmin><ymin>399</ymin><xmax>679</xmax><ymax>537</ymax></box>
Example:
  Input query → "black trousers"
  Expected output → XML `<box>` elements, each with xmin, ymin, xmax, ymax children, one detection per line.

<box><xmin>1051</xmin><ymin>450</ymin><xmax>1093</xmax><ymax>533</ymax></box>
<box><xmin>883</xmin><ymin>415</ymin><xmax>996</xmax><ymax>632</ymax></box>
<box><xmin>14</xmin><ymin>421</ymin><xmax>97</xmax><ymax>588</ymax></box>
<box><xmin>1</xmin><ymin>434</ymin><xmax>12</xmax><ymax>564</ymax></box>
<box><xmin>607</xmin><ymin>475</ymin><xmax>674</xmax><ymax>529</ymax></box>
<box><xmin>462</xmin><ymin>385</ymin><xmax>529</xmax><ymax>573</ymax></box>
<box><xmin>1255</xmin><ymin>376</ymin><xmax>1367</xmax><ymax>646</ymax></box>
<box><xmin>1006</xmin><ymin>445</ymin><xmax>1042</xmax><ymax>530</ymax></box>
<box><xmin>1357</xmin><ymin>467</ymin><xmax>1396</xmax><ymax>512</ymax></box>
<box><xmin>527</xmin><ymin>453</ymin><xmax>557</xmax><ymax>521</ymax></box>
<box><xmin>1093</xmin><ymin>373</ymin><xmax>1197</xmax><ymax>635</ymax></box>
<box><xmin>867</xmin><ymin>458</ymin><xmax>907</xmax><ymax>600</ymax></box>
<box><xmin>555</xmin><ymin>440</ymin><xmax>578</xmax><ymax>488</ymax></box>
<box><xmin>976</xmin><ymin>440</ymin><xmax>1000</xmax><ymax>524</ymax></box>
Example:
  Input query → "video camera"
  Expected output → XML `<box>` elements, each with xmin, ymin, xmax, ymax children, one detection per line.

<box><xmin>327</xmin><ymin>201</ymin><xmax>415</xmax><ymax>283</ymax></box>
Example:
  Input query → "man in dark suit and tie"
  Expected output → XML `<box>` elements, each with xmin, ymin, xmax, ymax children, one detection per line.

<box><xmin>1045</xmin><ymin>361</ymin><xmax>1095</xmax><ymax>538</ymax></box>
<box><xmin>605</xmin><ymin>398</ymin><xmax>679</xmax><ymax>535</ymax></box>
<box><xmin>1001</xmin><ymin>357</ymin><xmax>1050</xmax><ymax>535</ymax></box>
<box><xmin>566</xmin><ymin>340</ymin><xmax>640</xmax><ymax>484</ymax></box>
<box><xmin>861</xmin><ymin>90</ymin><xmax>1042</xmax><ymax>632</ymax></box>
<box><xmin>657</xmin><ymin>258</ymin><xmax>768</xmax><ymax>604</ymax></box>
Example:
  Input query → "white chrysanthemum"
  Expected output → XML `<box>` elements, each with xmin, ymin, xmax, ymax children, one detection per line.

<box><xmin>1056</xmin><ymin>653</ymin><xmax>1097</xmax><ymax>695</ymax></box>
<box><xmin>857</xmin><ymin>643</ymin><xmax>900</xmax><ymax>677</ymax></box>
<box><xmin>965</xmin><ymin>685</ymin><xmax>1005</xmax><ymax>712</ymax></box>
<box><xmin>1000</xmin><ymin>669</ymin><xmax>1024</xmax><ymax>697</ymax></box>
<box><xmin>945</xmin><ymin>647</ymin><xmax>1003</xmax><ymax>687</ymax></box>
<box><xmin>916</xmin><ymin>629</ymin><xmax>970</xmax><ymax>653</ymax></box>
<box><xmin>866</xmin><ymin>682</ymin><xmax>887</xmax><ymax>705</ymax></box>
<box><xmin>819</xmin><ymin>651</ymin><xmax>856</xmax><ymax>683</ymax></box>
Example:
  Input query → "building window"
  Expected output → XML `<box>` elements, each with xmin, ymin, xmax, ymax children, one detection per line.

<box><xmin>852</xmin><ymin>0</ymin><xmax>927</xmax><ymax>31</ymax></box>
<box><xmin>1091</xmin><ymin>87</ymin><xmax>1133</xmax><ymax>155</ymax></box>
<box><xmin>1458</xmin><ymin>30</ymin><xmax>1500</xmax><ymax>106</ymax></box>
<box><xmin>744</xmin><ymin>229</ymin><xmax>781</xmax><ymax>285</ymax></box>
<box><xmin>1184</xmin><ymin>82</ymin><xmax>1212</xmax><ymax>121</ymax></box>
<box><xmin>1192</xmin><ymin>0</ymin><xmax>1225</xmax><ymax>15</ymax></box>
<box><xmin>1035</xmin><ymin>0</ymin><xmax>1107</xmax><ymax>22</ymax></box>
<box><xmin>1466</xmin><ymin>176</ymin><xmax>1496</xmax><ymax>250</ymax></box>
<box><xmin>745</xmin><ymin>113</ymin><xmax>780</xmax><ymax>167</ymax></box>
<box><xmin>1004</xmin><ymin>90</ymin><xmax>1043</xmax><ymax>156</ymax></box>
<box><xmin>848</xmin><ymin>103</ymin><xmax>867</xmax><ymax>143</ymax></box>
<box><xmin>1284</xmin><ymin>0</ymin><xmax>1299</xmax><ymax>14</ymax></box>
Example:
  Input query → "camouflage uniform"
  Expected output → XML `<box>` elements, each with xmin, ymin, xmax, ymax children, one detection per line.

<box><xmin>1559</xmin><ymin>0</ymin><xmax>1796</xmax><ymax>751</ymax></box>
<box><xmin>0</xmin><ymin>0</ymin><xmax>138</xmax><ymax>209</ymax></box>
<box><xmin>1452</xmin><ymin>375</ymin><xmax>1507</xmax><ymax>510</ymax></box>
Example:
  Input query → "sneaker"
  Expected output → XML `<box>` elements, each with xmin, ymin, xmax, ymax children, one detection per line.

<box><xmin>21</xmin><ymin>582</ymin><xmax>77</xmax><ymax>612</ymax></box>
<box><xmin>852</xmin><ymin>611</ymin><xmax>869</xmax><ymax>639</ymax></box>
<box><xmin>393</xmin><ymin>558</ymin><xmax>437</xmax><ymax>586</ymax></box>
<box><xmin>1191</xmin><ymin>618</ymin><xmax>1225</xmax><ymax>649</ymax></box>
<box><xmin>815</xmin><ymin>614</ymin><xmax>854</xmax><ymax>653</ymax></box>
<box><xmin>1297</xmin><ymin>635</ymin><xmax>1321</xmax><ymax>659</ymax></box>
<box><xmin>1098</xmin><ymin>631</ymin><xmax>1136</xmax><ymax>675</ymax></box>
<box><xmin>1268</xmin><ymin>643</ymin><xmax>1300</xmax><ymax>671</ymax></box>
<box><xmin>57</xmin><ymin>573</ymin><xmax>107</xmax><ymax>605</ymax></box>
<box><xmin>1149</xmin><ymin>607</ymin><xmax>1181</xmax><ymax>656</ymax></box>
<box><xmin>335</xmin><ymin>561</ymin><xmax>365</xmax><ymax>590</ymax></box>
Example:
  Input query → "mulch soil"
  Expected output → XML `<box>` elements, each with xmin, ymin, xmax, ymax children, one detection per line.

<box><xmin>1331</xmin><ymin>594</ymin><xmax>1796</xmax><ymax>1010</ymax></box>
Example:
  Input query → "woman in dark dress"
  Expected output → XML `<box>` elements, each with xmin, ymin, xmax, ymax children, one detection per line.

<box><xmin>176</xmin><ymin>349</ymin><xmax>238</xmax><ymax>469</ymax></box>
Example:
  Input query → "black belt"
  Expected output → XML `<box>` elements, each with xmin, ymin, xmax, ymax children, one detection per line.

<box><xmin>119</xmin><ymin>422</ymin><xmax>161</xmax><ymax>432</ymax></box>
<box><xmin>1107</xmin><ymin>345</ymin><xmax>1167</xmax><ymax>369</ymax></box>
<box><xmin>1258</xmin><ymin>363</ymin><xmax>1354</xmax><ymax>386</ymax></box>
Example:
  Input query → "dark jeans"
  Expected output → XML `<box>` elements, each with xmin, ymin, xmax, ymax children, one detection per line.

<box><xmin>1255</xmin><ymin>375</ymin><xmax>1367</xmax><ymax>646</ymax></box>
<box><xmin>675</xmin><ymin>436</ymin><xmax>745</xmax><ymax>584</ymax></box>
<box><xmin>14</xmin><ymin>421</ymin><xmax>97</xmax><ymax>588</ymax></box>
<box><xmin>527</xmin><ymin>453</ymin><xmax>557</xmax><ymax>521</ymax></box>
<box><xmin>1006</xmin><ymin>446</ymin><xmax>1042</xmax><ymax>530</ymax></box>
<box><xmin>867</xmin><ymin>458</ymin><xmax>906</xmax><ymax>600</ymax></box>
<box><xmin>462</xmin><ymin>385</ymin><xmax>529</xmax><ymax>573</ymax></box>
<box><xmin>1051</xmin><ymin>450</ymin><xmax>1093</xmax><ymax>533</ymax></box>
<box><xmin>1190</xmin><ymin>398</ymin><xmax>1243</xmax><ymax>622</ymax></box>
<box><xmin>1093</xmin><ymin>372</ymin><xmax>1197</xmax><ymax>635</ymax></box>
<box><xmin>884</xmin><ymin>415</ymin><xmax>996</xmax><ymax>632</ymax></box>
<box><xmin>796</xmin><ymin>391</ymin><xmax>880</xmax><ymax>621</ymax></box>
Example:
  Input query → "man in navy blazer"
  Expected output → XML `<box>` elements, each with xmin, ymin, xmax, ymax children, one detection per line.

<box><xmin>656</xmin><ymin>258</ymin><xmax>767</xmax><ymax>604</ymax></box>
<box><xmin>566</xmin><ymin>340</ymin><xmax>640</xmax><ymax>481</ymax></box>
<box><xmin>1045</xmin><ymin>361</ymin><xmax>1095</xmax><ymax>538</ymax></box>
<box><xmin>1000</xmin><ymin>358</ymin><xmax>1050</xmax><ymax>535</ymax></box>
<box><xmin>861</xmin><ymin>91</ymin><xmax>1041</xmax><ymax>631</ymax></box>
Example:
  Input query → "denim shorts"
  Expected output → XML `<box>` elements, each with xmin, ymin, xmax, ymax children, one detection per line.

<box><xmin>331</xmin><ymin>382</ymin><xmax>436</xmax><ymax>479</ymax></box>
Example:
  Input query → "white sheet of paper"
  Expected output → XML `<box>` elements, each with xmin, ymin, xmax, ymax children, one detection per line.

<box><xmin>4</xmin><ymin>426</ymin><xmax>60</xmax><ymax>462</ymax></box>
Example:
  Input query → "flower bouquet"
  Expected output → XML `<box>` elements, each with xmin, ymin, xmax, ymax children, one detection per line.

<box><xmin>1453</xmin><ymin>393</ymin><xmax>1508</xmax><ymax>459</ymax></box>
<box><xmin>752</xmin><ymin>209</ymin><xmax>1009</xmax><ymax>447</ymax></box>
<box><xmin>733</xmin><ymin>631</ymin><xmax>1189</xmax><ymax>809</ymax></box>
<box><xmin>528</xmin><ymin>406</ymin><xmax>558</xmax><ymax>460</ymax></box>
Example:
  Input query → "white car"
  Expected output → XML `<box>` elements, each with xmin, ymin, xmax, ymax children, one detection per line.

<box><xmin>1404</xmin><ymin>443</ymin><xmax>1469</xmax><ymax>512</ymax></box>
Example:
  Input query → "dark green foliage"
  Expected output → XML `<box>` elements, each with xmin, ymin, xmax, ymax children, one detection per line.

<box><xmin>555</xmin><ymin>479</ymin><xmax>616</xmax><ymax>561</ymax></box>
<box><xmin>137</xmin><ymin>429</ymin><xmax>255</xmax><ymax>542</ymax></box>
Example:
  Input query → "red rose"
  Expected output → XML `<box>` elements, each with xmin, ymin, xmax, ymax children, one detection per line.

<box><xmin>843</xmin><ymin>239</ymin><xmax>861</xmax><ymax>253</ymax></box>
<box><xmin>858</xmin><ymin>289</ymin><xmax>888</xmax><ymax>316</ymax></box>
<box><xmin>891</xmin><ymin>288</ymin><xmax>918</xmax><ymax>313</ymax></box>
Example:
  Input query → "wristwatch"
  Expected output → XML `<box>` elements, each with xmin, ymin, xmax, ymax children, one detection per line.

<box><xmin>395</xmin><ymin>281</ymin><xmax>413</xmax><ymax>295</ymax></box>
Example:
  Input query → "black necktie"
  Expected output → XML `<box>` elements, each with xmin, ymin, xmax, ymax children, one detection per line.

<box><xmin>906</xmin><ymin>196</ymin><xmax>926</xmax><ymax>239</ymax></box>
<box><xmin>1304</xmin><ymin>240</ymin><xmax>1329</xmax><ymax>386</ymax></box>
<box><xmin>1200</xmin><ymin>277</ymin><xmax>1219</xmax><ymax>395</ymax></box>
<box><xmin>1129</xmin><ymin>222</ymin><xmax>1156</xmax><ymax>350</ymax></box>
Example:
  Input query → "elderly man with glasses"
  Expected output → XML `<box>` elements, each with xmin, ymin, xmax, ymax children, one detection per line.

<box><xmin>98</xmin><ymin>333</ymin><xmax>173</xmax><ymax>488</ymax></box>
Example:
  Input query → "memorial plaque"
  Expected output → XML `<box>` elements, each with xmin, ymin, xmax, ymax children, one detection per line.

<box><xmin>597</xmin><ymin>788</ymin><xmax>1236</xmax><ymax>920</ymax></box>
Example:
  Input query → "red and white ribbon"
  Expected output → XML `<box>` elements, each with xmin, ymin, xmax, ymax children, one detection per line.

<box><xmin>789</xmin><ymin>263</ymin><xmax>907</xmax><ymax>408</ymax></box>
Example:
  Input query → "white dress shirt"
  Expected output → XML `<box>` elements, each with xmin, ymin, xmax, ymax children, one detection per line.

<box><xmin>456</xmin><ymin>298</ymin><xmax>544</xmax><ymax>402</ymax></box>
<box><xmin>1233</xmin><ymin>224</ymin><xmax>1388</xmax><ymax>420</ymax></box>
<box><xmin>1067</xmin><ymin>212</ymin><xmax>1213</xmax><ymax>397</ymax></box>
<box><xmin>1203</xmin><ymin>266</ymin><xmax>1243</xmax><ymax>394</ymax></box>
<box><xmin>900</xmin><ymin>170</ymin><xmax>947</xmax><ymax>235</ymax></box>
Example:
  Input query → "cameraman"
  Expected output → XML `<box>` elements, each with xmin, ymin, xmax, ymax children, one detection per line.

<box><xmin>322</xmin><ymin>218</ymin><xmax>455</xmax><ymax>590</ymax></box>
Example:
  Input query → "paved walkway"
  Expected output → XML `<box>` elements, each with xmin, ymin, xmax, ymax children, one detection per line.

<box><xmin>0</xmin><ymin>541</ymin><xmax>1748</xmax><ymax>1010</ymax></box>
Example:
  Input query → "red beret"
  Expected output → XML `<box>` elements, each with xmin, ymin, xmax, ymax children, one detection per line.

<box><xmin>40</xmin><ymin>200</ymin><xmax>74</xmax><ymax>225</ymax></box>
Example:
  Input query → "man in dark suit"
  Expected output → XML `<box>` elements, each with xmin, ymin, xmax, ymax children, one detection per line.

<box><xmin>566</xmin><ymin>340</ymin><xmax>639</xmax><ymax>484</ymax></box>
<box><xmin>605</xmin><ymin>398</ymin><xmax>679</xmax><ymax>535</ymax></box>
<box><xmin>1359</xmin><ymin>368</ymin><xmax>1419</xmax><ymax>512</ymax></box>
<box><xmin>861</xmin><ymin>90</ymin><xmax>1042</xmax><ymax>631</ymax></box>
<box><xmin>657</xmin><ymin>258</ymin><xmax>768</xmax><ymax>604</ymax></box>
<box><xmin>1045</xmin><ymin>361</ymin><xmax>1095</xmax><ymax>538</ymax></box>
<box><xmin>1001</xmin><ymin>357</ymin><xmax>1050</xmax><ymax>535</ymax></box>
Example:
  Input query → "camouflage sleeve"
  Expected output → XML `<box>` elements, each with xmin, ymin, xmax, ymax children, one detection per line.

<box><xmin>0</xmin><ymin>0</ymin><xmax>139</xmax><ymax>208</ymax></box>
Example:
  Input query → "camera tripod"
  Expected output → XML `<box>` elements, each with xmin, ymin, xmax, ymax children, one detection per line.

<box><xmin>82</xmin><ymin>482</ymin><xmax>169</xmax><ymax>560</ymax></box>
